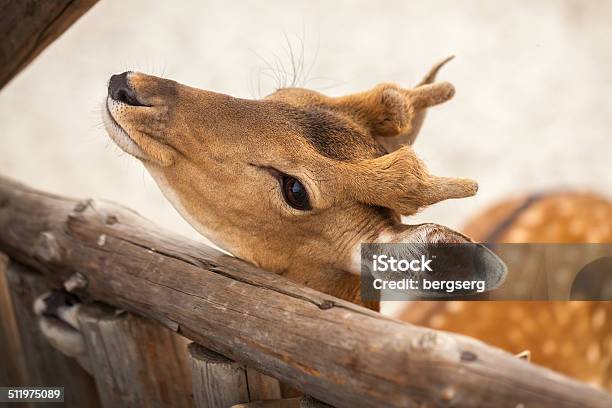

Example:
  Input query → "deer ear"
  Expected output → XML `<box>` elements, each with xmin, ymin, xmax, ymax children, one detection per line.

<box><xmin>332</xmin><ymin>56</ymin><xmax>455</xmax><ymax>151</ymax></box>
<box><xmin>340</xmin><ymin>145</ymin><xmax>477</xmax><ymax>215</ymax></box>
<box><xmin>350</xmin><ymin>223</ymin><xmax>507</xmax><ymax>295</ymax></box>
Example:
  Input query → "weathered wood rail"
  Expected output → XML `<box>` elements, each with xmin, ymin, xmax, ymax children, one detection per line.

<box><xmin>0</xmin><ymin>0</ymin><xmax>99</xmax><ymax>88</ymax></box>
<box><xmin>0</xmin><ymin>175</ymin><xmax>611</xmax><ymax>407</ymax></box>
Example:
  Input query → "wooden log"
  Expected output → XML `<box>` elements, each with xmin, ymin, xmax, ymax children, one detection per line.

<box><xmin>77</xmin><ymin>303</ymin><xmax>193</xmax><ymax>408</ymax></box>
<box><xmin>0</xmin><ymin>0</ymin><xmax>98</xmax><ymax>88</ymax></box>
<box><xmin>0</xmin><ymin>176</ymin><xmax>611</xmax><ymax>407</ymax></box>
<box><xmin>0</xmin><ymin>260</ymin><xmax>100</xmax><ymax>407</ymax></box>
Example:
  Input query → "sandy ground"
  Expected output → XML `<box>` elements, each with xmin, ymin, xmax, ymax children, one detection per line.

<box><xmin>1</xmin><ymin>0</ymin><xmax>611</xmax><ymax>243</ymax></box>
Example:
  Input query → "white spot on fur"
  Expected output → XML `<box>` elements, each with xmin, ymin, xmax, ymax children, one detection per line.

<box><xmin>380</xmin><ymin>301</ymin><xmax>412</xmax><ymax>318</ymax></box>
<box><xmin>505</xmin><ymin>228</ymin><xmax>530</xmax><ymax>242</ymax></box>
<box><xmin>592</xmin><ymin>307</ymin><xmax>606</xmax><ymax>329</ymax></box>
<box><xmin>520</xmin><ymin>209</ymin><xmax>544</xmax><ymax>227</ymax></box>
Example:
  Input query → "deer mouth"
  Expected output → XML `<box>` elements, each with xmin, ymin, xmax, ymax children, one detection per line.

<box><xmin>102</xmin><ymin>71</ymin><xmax>147</xmax><ymax>159</ymax></box>
<box><xmin>102</xmin><ymin>96</ymin><xmax>148</xmax><ymax>159</ymax></box>
<box><xmin>102</xmin><ymin>72</ymin><xmax>174</xmax><ymax>165</ymax></box>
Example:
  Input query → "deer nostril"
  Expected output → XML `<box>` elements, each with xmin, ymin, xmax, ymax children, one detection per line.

<box><xmin>108</xmin><ymin>71</ymin><xmax>143</xmax><ymax>106</ymax></box>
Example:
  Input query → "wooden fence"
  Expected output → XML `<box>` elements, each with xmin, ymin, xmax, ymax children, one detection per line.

<box><xmin>0</xmin><ymin>176</ymin><xmax>611</xmax><ymax>407</ymax></box>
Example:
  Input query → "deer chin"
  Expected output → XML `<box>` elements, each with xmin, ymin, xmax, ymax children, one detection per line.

<box><xmin>103</xmin><ymin>97</ymin><xmax>148</xmax><ymax>160</ymax></box>
<box><xmin>103</xmin><ymin>97</ymin><xmax>175</xmax><ymax>166</ymax></box>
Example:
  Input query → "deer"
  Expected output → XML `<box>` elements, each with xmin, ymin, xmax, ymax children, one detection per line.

<box><xmin>33</xmin><ymin>57</ymin><xmax>610</xmax><ymax>392</ymax></box>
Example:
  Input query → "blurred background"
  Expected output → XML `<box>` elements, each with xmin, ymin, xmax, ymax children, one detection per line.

<box><xmin>1</xmin><ymin>0</ymin><xmax>611</xmax><ymax>242</ymax></box>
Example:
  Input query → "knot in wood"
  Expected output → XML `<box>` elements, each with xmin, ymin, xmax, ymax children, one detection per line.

<box><xmin>105</xmin><ymin>215</ymin><xmax>119</xmax><ymax>225</ymax></box>
<box><xmin>460</xmin><ymin>350</ymin><xmax>478</xmax><ymax>362</ymax></box>
<box><xmin>64</xmin><ymin>272</ymin><xmax>88</xmax><ymax>292</ymax></box>
<box><xmin>410</xmin><ymin>330</ymin><xmax>444</xmax><ymax>352</ymax></box>
<box><xmin>74</xmin><ymin>199</ymin><xmax>92</xmax><ymax>213</ymax></box>
<box><xmin>319</xmin><ymin>300</ymin><xmax>334</xmax><ymax>310</ymax></box>
<box><xmin>35</xmin><ymin>231</ymin><xmax>62</xmax><ymax>262</ymax></box>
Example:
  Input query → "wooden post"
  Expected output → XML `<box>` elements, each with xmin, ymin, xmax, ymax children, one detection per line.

<box><xmin>0</xmin><ymin>259</ymin><xmax>100</xmax><ymax>407</ymax></box>
<box><xmin>77</xmin><ymin>303</ymin><xmax>193</xmax><ymax>408</ymax></box>
<box><xmin>0</xmin><ymin>253</ymin><xmax>27</xmax><ymax>387</ymax></box>
<box><xmin>188</xmin><ymin>343</ymin><xmax>282</xmax><ymax>408</ymax></box>
<box><xmin>0</xmin><ymin>0</ymin><xmax>99</xmax><ymax>88</ymax></box>
<box><xmin>189</xmin><ymin>343</ymin><xmax>249</xmax><ymax>408</ymax></box>
<box><xmin>245</xmin><ymin>367</ymin><xmax>282</xmax><ymax>401</ymax></box>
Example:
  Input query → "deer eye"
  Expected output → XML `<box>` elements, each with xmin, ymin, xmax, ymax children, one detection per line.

<box><xmin>280</xmin><ymin>175</ymin><xmax>311</xmax><ymax>211</ymax></box>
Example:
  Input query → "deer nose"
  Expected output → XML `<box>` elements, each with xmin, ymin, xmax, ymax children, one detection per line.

<box><xmin>108</xmin><ymin>72</ymin><xmax>143</xmax><ymax>106</ymax></box>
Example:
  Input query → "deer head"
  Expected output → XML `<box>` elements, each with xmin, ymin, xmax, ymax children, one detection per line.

<box><xmin>102</xmin><ymin>57</ymin><xmax>505</xmax><ymax>308</ymax></box>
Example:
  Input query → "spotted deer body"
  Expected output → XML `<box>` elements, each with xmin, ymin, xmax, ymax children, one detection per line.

<box><xmin>400</xmin><ymin>192</ymin><xmax>612</xmax><ymax>389</ymax></box>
